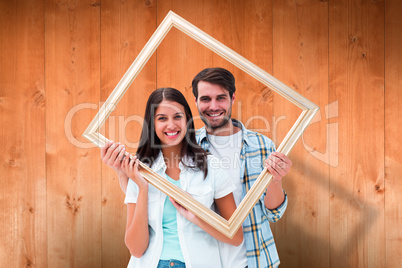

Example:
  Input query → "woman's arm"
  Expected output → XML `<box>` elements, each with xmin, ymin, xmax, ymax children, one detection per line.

<box><xmin>101</xmin><ymin>141</ymin><xmax>129</xmax><ymax>194</ymax></box>
<box><xmin>122</xmin><ymin>155</ymin><xmax>150</xmax><ymax>257</ymax></box>
<box><xmin>116</xmin><ymin>170</ymin><xmax>129</xmax><ymax>194</ymax></box>
<box><xmin>124</xmin><ymin>190</ymin><xmax>149</xmax><ymax>257</ymax></box>
<box><xmin>171</xmin><ymin>193</ymin><xmax>243</xmax><ymax>246</ymax></box>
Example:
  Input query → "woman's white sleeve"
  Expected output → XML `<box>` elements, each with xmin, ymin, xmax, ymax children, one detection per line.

<box><xmin>124</xmin><ymin>179</ymin><xmax>139</xmax><ymax>204</ymax></box>
<box><xmin>211</xmin><ymin>163</ymin><xmax>236</xmax><ymax>199</ymax></box>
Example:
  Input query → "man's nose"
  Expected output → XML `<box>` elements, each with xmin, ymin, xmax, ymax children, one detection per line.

<box><xmin>209</xmin><ymin>99</ymin><xmax>219</xmax><ymax>110</ymax></box>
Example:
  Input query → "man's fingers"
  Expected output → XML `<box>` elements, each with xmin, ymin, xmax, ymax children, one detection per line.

<box><xmin>269</xmin><ymin>153</ymin><xmax>284</xmax><ymax>164</ymax></box>
<box><xmin>266</xmin><ymin>165</ymin><xmax>278</xmax><ymax>177</ymax></box>
<box><xmin>271</xmin><ymin>152</ymin><xmax>292</xmax><ymax>166</ymax></box>
<box><xmin>267</xmin><ymin>158</ymin><xmax>287</xmax><ymax>179</ymax></box>
<box><xmin>267</xmin><ymin>154</ymin><xmax>291</xmax><ymax>170</ymax></box>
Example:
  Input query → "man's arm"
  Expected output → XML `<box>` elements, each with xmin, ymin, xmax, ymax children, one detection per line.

<box><xmin>264</xmin><ymin>152</ymin><xmax>292</xmax><ymax>209</ymax></box>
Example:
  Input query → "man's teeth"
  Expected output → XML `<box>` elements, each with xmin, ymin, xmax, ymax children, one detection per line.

<box><xmin>208</xmin><ymin>113</ymin><xmax>221</xmax><ymax>117</ymax></box>
<box><xmin>166</xmin><ymin>132</ymin><xmax>179</xmax><ymax>136</ymax></box>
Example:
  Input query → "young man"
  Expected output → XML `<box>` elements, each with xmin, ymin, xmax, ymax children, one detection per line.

<box><xmin>192</xmin><ymin>67</ymin><xmax>292</xmax><ymax>268</ymax></box>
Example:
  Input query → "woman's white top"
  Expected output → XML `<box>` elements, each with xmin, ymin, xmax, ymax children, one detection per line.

<box><xmin>124</xmin><ymin>152</ymin><xmax>236</xmax><ymax>268</ymax></box>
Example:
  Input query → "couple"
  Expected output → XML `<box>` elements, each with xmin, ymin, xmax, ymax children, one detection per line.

<box><xmin>101</xmin><ymin>68</ymin><xmax>292</xmax><ymax>268</ymax></box>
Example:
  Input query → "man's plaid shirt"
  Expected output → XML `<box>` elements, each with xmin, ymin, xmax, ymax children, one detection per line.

<box><xmin>196</xmin><ymin>119</ymin><xmax>288</xmax><ymax>268</ymax></box>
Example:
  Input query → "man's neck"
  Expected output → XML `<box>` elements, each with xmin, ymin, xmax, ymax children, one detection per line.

<box><xmin>206</xmin><ymin>119</ymin><xmax>241</xmax><ymax>136</ymax></box>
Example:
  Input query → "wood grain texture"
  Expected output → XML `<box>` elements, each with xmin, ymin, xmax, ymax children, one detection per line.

<box><xmin>329</xmin><ymin>0</ymin><xmax>385</xmax><ymax>267</ymax></box>
<box><xmin>100</xmin><ymin>0</ymin><xmax>156</xmax><ymax>267</ymax></box>
<box><xmin>385</xmin><ymin>0</ymin><xmax>402</xmax><ymax>267</ymax></box>
<box><xmin>157</xmin><ymin>0</ymin><xmax>274</xmax><ymax>135</ymax></box>
<box><xmin>209</xmin><ymin>0</ymin><xmax>275</xmax><ymax>136</ymax></box>
<box><xmin>45</xmin><ymin>0</ymin><xmax>102</xmax><ymax>267</ymax></box>
<box><xmin>0</xmin><ymin>1</ymin><xmax>46</xmax><ymax>267</ymax></box>
<box><xmin>156</xmin><ymin>0</ymin><xmax>214</xmax><ymax>127</ymax></box>
<box><xmin>272</xmin><ymin>1</ymin><xmax>330</xmax><ymax>267</ymax></box>
<box><xmin>0</xmin><ymin>0</ymin><xmax>401</xmax><ymax>267</ymax></box>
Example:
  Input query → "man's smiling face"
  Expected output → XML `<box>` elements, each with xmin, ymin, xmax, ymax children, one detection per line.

<box><xmin>195</xmin><ymin>81</ymin><xmax>235</xmax><ymax>131</ymax></box>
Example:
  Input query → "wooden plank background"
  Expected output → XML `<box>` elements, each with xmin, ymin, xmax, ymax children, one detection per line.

<box><xmin>272</xmin><ymin>1</ymin><xmax>330</xmax><ymax>267</ymax></box>
<box><xmin>0</xmin><ymin>0</ymin><xmax>400</xmax><ymax>267</ymax></box>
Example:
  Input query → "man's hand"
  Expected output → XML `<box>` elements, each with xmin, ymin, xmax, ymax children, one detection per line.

<box><xmin>265</xmin><ymin>152</ymin><xmax>292</xmax><ymax>180</ymax></box>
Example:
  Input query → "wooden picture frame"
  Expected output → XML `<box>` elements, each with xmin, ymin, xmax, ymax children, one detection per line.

<box><xmin>82</xmin><ymin>11</ymin><xmax>319</xmax><ymax>238</ymax></box>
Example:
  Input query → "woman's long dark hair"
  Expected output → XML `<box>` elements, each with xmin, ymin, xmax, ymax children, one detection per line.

<box><xmin>136</xmin><ymin>87</ymin><xmax>208</xmax><ymax>177</ymax></box>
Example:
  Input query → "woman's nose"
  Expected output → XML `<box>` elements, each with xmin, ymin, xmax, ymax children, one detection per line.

<box><xmin>166</xmin><ymin>118</ymin><xmax>176</xmax><ymax>129</ymax></box>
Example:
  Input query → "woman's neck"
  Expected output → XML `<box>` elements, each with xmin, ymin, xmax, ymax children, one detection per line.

<box><xmin>161</xmin><ymin>144</ymin><xmax>182</xmax><ymax>170</ymax></box>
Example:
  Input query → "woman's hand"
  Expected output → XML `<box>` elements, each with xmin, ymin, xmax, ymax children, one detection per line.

<box><xmin>170</xmin><ymin>197</ymin><xmax>197</xmax><ymax>223</ymax></box>
<box><xmin>171</xmin><ymin>193</ymin><xmax>243</xmax><ymax>246</ymax></box>
<box><xmin>101</xmin><ymin>141</ymin><xmax>127</xmax><ymax>175</ymax></box>
<box><xmin>101</xmin><ymin>141</ymin><xmax>130</xmax><ymax>193</ymax></box>
<box><xmin>121</xmin><ymin>155</ymin><xmax>148</xmax><ymax>190</ymax></box>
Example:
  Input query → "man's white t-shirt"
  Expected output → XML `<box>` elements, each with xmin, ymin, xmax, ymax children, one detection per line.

<box><xmin>208</xmin><ymin>131</ymin><xmax>248</xmax><ymax>268</ymax></box>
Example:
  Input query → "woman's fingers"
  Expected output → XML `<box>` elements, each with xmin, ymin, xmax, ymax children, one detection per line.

<box><xmin>104</xmin><ymin>142</ymin><xmax>119</xmax><ymax>165</ymax></box>
<box><xmin>100</xmin><ymin>141</ymin><xmax>111</xmax><ymax>158</ymax></box>
<box><xmin>100</xmin><ymin>141</ymin><xmax>113</xmax><ymax>159</ymax></box>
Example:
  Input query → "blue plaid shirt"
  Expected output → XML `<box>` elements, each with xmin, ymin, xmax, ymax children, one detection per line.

<box><xmin>196</xmin><ymin>119</ymin><xmax>288</xmax><ymax>268</ymax></box>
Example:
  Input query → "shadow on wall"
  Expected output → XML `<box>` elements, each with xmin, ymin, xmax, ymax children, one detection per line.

<box><xmin>272</xmin><ymin>154</ymin><xmax>379</xmax><ymax>267</ymax></box>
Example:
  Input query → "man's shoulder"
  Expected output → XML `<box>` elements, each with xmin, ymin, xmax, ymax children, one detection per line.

<box><xmin>196</xmin><ymin>127</ymin><xmax>206</xmax><ymax>135</ymax></box>
<box><xmin>242</xmin><ymin>127</ymin><xmax>274</xmax><ymax>147</ymax></box>
<box><xmin>195</xmin><ymin>127</ymin><xmax>207</xmax><ymax>141</ymax></box>
<box><xmin>195</xmin><ymin>127</ymin><xmax>204</xmax><ymax>136</ymax></box>
<box><xmin>233</xmin><ymin>119</ymin><xmax>272</xmax><ymax>141</ymax></box>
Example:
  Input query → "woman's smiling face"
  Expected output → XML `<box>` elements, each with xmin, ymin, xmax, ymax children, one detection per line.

<box><xmin>154</xmin><ymin>100</ymin><xmax>187</xmax><ymax>148</ymax></box>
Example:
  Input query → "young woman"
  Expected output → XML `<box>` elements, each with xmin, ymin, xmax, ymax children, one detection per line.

<box><xmin>101</xmin><ymin>88</ymin><xmax>242</xmax><ymax>268</ymax></box>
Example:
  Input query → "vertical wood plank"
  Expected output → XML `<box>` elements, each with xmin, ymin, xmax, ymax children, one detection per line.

<box><xmin>209</xmin><ymin>0</ymin><xmax>274</xmax><ymax>135</ymax></box>
<box><xmin>272</xmin><ymin>0</ymin><xmax>330</xmax><ymax>267</ymax></box>
<box><xmin>0</xmin><ymin>1</ymin><xmax>399</xmax><ymax>267</ymax></box>
<box><xmin>385</xmin><ymin>0</ymin><xmax>402</xmax><ymax>267</ymax></box>
<box><xmin>45</xmin><ymin>0</ymin><xmax>101</xmax><ymax>267</ymax></box>
<box><xmin>329</xmin><ymin>0</ymin><xmax>385</xmax><ymax>267</ymax></box>
<box><xmin>0</xmin><ymin>1</ymin><xmax>46</xmax><ymax>267</ymax></box>
<box><xmin>100</xmin><ymin>0</ymin><xmax>156</xmax><ymax>267</ymax></box>
<box><xmin>156</xmin><ymin>0</ymin><xmax>215</xmax><ymax>126</ymax></box>
<box><xmin>157</xmin><ymin>0</ymin><xmax>274</xmax><ymax>135</ymax></box>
